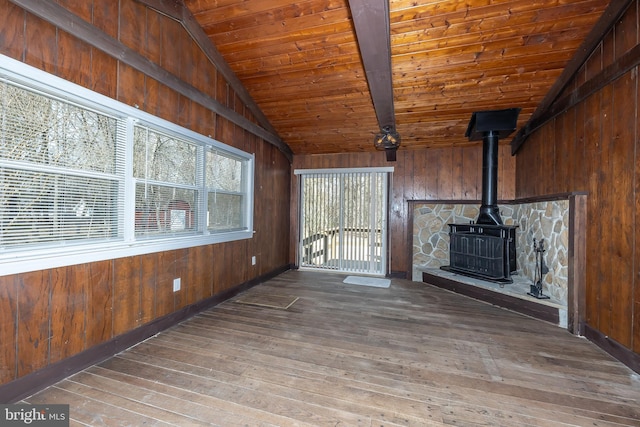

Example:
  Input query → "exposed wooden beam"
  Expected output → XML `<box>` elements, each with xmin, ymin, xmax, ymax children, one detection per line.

<box><xmin>134</xmin><ymin>0</ymin><xmax>282</xmax><ymax>140</ymax></box>
<box><xmin>526</xmin><ymin>43</ymin><xmax>640</xmax><ymax>135</ymax></box>
<box><xmin>348</xmin><ymin>0</ymin><xmax>396</xmax><ymax>131</ymax></box>
<box><xmin>510</xmin><ymin>0</ymin><xmax>634</xmax><ymax>154</ymax></box>
<box><xmin>9</xmin><ymin>0</ymin><xmax>293</xmax><ymax>161</ymax></box>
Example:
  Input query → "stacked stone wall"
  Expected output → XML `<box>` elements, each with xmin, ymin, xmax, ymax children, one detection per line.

<box><xmin>413</xmin><ymin>200</ymin><xmax>569</xmax><ymax>306</ymax></box>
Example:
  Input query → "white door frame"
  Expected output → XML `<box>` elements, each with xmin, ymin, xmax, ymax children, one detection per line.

<box><xmin>294</xmin><ymin>167</ymin><xmax>393</xmax><ymax>276</ymax></box>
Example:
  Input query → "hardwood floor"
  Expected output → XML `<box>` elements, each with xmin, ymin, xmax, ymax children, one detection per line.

<box><xmin>23</xmin><ymin>270</ymin><xmax>640</xmax><ymax>426</ymax></box>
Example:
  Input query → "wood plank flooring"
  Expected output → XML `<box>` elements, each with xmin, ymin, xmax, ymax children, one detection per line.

<box><xmin>23</xmin><ymin>270</ymin><xmax>640</xmax><ymax>426</ymax></box>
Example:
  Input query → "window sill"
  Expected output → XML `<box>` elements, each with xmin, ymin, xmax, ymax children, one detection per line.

<box><xmin>0</xmin><ymin>230</ymin><xmax>254</xmax><ymax>276</ymax></box>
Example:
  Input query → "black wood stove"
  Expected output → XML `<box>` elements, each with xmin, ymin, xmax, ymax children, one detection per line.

<box><xmin>445</xmin><ymin>222</ymin><xmax>517</xmax><ymax>284</ymax></box>
<box><xmin>442</xmin><ymin>108</ymin><xmax>520</xmax><ymax>284</ymax></box>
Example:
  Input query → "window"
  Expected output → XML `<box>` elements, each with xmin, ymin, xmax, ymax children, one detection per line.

<box><xmin>133</xmin><ymin>126</ymin><xmax>199</xmax><ymax>237</ymax></box>
<box><xmin>0</xmin><ymin>81</ymin><xmax>125</xmax><ymax>249</ymax></box>
<box><xmin>205</xmin><ymin>149</ymin><xmax>247</xmax><ymax>232</ymax></box>
<box><xmin>0</xmin><ymin>54</ymin><xmax>254</xmax><ymax>275</ymax></box>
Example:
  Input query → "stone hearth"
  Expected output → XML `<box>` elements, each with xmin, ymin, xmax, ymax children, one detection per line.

<box><xmin>421</xmin><ymin>267</ymin><xmax>567</xmax><ymax>328</ymax></box>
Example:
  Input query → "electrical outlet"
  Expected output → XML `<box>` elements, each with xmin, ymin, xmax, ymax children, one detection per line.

<box><xmin>173</xmin><ymin>278</ymin><xmax>181</xmax><ymax>292</ymax></box>
<box><xmin>251</xmin><ymin>256</ymin><xmax>256</xmax><ymax>265</ymax></box>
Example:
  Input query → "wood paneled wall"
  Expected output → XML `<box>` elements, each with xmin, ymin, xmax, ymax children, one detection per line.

<box><xmin>516</xmin><ymin>2</ymin><xmax>640</xmax><ymax>357</ymax></box>
<box><xmin>292</xmin><ymin>145</ymin><xmax>516</xmax><ymax>276</ymax></box>
<box><xmin>0</xmin><ymin>0</ymin><xmax>290</xmax><ymax>387</ymax></box>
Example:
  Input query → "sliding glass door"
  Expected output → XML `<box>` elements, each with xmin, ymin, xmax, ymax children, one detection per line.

<box><xmin>296</xmin><ymin>168</ymin><xmax>391</xmax><ymax>276</ymax></box>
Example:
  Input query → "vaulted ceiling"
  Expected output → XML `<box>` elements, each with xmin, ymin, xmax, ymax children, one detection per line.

<box><xmin>183</xmin><ymin>0</ymin><xmax>611</xmax><ymax>156</ymax></box>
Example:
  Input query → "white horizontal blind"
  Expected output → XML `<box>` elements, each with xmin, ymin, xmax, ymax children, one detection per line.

<box><xmin>133</xmin><ymin>125</ymin><xmax>200</xmax><ymax>237</ymax></box>
<box><xmin>205</xmin><ymin>149</ymin><xmax>247</xmax><ymax>232</ymax></box>
<box><xmin>0</xmin><ymin>80</ymin><xmax>125</xmax><ymax>249</ymax></box>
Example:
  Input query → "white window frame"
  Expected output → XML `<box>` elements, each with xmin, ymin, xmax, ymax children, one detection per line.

<box><xmin>0</xmin><ymin>54</ymin><xmax>254</xmax><ymax>276</ymax></box>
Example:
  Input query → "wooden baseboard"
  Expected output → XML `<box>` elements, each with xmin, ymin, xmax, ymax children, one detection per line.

<box><xmin>0</xmin><ymin>264</ymin><xmax>292</xmax><ymax>403</ymax></box>
<box><xmin>422</xmin><ymin>271</ymin><xmax>559</xmax><ymax>325</ymax></box>
<box><xmin>583</xmin><ymin>324</ymin><xmax>640</xmax><ymax>375</ymax></box>
<box><xmin>388</xmin><ymin>270</ymin><xmax>407</xmax><ymax>279</ymax></box>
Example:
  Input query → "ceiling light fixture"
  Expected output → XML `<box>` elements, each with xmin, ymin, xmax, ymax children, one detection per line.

<box><xmin>374</xmin><ymin>125</ymin><xmax>401</xmax><ymax>161</ymax></box>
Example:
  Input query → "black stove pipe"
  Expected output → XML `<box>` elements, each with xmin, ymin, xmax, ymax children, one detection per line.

<box><xmin>465</xmin><ymin>108</ymin><xmax>520</xmax><ymax>225</ymax></box>
<box><xmin>477</xmin><ymin>130</ymin><xmax>502</xmax><ymax>225</ymax></box>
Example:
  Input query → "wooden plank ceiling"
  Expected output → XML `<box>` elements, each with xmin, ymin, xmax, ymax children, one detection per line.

<box><xmin>183</xmin><ymin>0</ymin><xmax>610</xmax><ymax>155</ymax></box>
